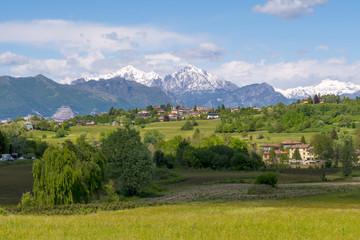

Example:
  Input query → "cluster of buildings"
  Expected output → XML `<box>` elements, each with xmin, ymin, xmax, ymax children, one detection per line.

<box><xmin>137</xmin><ymin>106</ymin><xmax>220</xmax><ymax>121</ymax></box>
<box><xmin>260</xmin><ymin>140</ymin><xmax>325</xmax><ymax>166</ymax></box>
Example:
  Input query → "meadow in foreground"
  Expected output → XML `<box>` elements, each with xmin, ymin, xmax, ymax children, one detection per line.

<box><xmin>2</xmin><ymin>193</ymin><xmax>360</xmax><ymax>240</ymax></box>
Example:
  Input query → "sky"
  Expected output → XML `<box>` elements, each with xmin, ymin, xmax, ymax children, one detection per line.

<box><xmin>0</xmin><ymin>0</ymin><xmax>359</xmax><ymax>89</ymax></box>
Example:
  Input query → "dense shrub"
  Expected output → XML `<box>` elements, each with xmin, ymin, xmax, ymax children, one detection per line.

<box><xmin>254</xmin><ymin>172</ymin><xmax>278</xmax><ymax>187</ymax></box>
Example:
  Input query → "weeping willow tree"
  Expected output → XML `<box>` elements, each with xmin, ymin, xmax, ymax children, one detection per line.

<box><xmin>32</xmin><ymin>136</ymin><xmax>107</xmax><ymax>205</ymax></box>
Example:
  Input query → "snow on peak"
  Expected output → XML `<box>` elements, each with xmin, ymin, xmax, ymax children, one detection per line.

<box><xmin>276</xmin><ymin>79</ymin><xmax>360</xmax><ymax>99</ymax></box>
<box><xmin>162</xmin><ymin>65</ymin><xmax>235</xmax><ymax>94</ymax></box>
<box><xmin>84</xmin><ymin>65</ymin><xmax>161</xmax><ymax>87</ymax></box>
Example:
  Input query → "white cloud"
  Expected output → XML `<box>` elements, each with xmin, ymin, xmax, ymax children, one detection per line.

<box><xmin>252</xmin><ymin>0</ymin><xmax>328</xmax><ymax>20</ymax></box>
<box><xmin>316</xmin><ymin>45</ymin><xmax>329</xmax><ymax>51</ymax></box>
<box><xmin>325</xmin><ymin>57</ymin><xmax>346</xmax><ymax>65</ymax></box>
<box><xmin>213</xmin><ymin>59</ymin><xmax>360</xmax><ymax>89</ymax></box>
<box><xmin>0</xmin><ymin>52</ymin><xmax>28</xmax><ymax>67</ymax></box>
<box><xmin>173</xmin><ymin>43</ymin><xmax>225</xmax><ymax>62</ymax></box>
<box><xmin>0</xmin><ymin>19</ymin><xmax>207</xmax><ymax>81</ymax></box>
<box><xmin>0</xmin><ymin>20</ymin><xmax>195</xmax><ymax>53</ymax></box>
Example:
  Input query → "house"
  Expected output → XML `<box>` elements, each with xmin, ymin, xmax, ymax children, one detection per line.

<box><xmin>282</xmin><ymin>140</ymin><xmax>302</xmax><ymax>150</ymax></box>
<box><xmin>288</xmin><ymin>144</ymin><xmax>315</xmax><ymax>161</ymax></box>
<box><xmin>262</xmin><ymin>150</ymin><xmax>288</xmax><ymax>164</ymax></box>
<box><xmin>168</xmin><ymin>113</ymin><xmax>178</xmax><ymax>120</ymax></box>
<box><xmin>207</xmin><ymin>113</ymin><xmax>219</xmax><ymax>119</ymax></box>
<box><xmin>137</xmin><ymin>111</ymin><xmax>151</xmax><ymax>118</ymax></box>
<box><xmin>85</xmin><ymin>120</ymin><xmax>96</xmax><ymax>126</ymax></box>
<box><xmin>178</xmin><ymin>107</ymin><xmax>190</xmax><ymax>115</ymax></box>
<box><xmin>170</xmin><ymin>108</ymin><xmax>178</xmax><ymax>114</ymax></box>
<box><xmin>157</xmin><ymin>110</ymin><xmax>165</xmax><ymax>115</ymax></box>
<box><xmin>25</xmin><ymin>122</ymin><xmax>34</xmax><ymax>131</ymax></box>
<box><xmin>259</xmin><ymin>144</ymin><xmax>280</xmax><ymax>152</ymax></box>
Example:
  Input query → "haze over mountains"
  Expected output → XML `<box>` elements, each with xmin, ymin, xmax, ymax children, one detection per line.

<box><xmin>2</xmin><ymin>64</ymin><xmax>360</xmax><ymax>120</ymax></box>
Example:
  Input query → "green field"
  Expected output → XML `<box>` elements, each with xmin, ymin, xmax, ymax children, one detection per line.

<box><xmin>2</xmin><ymin>195</ymin><xmax>360</xmax><ymax>239</ymax></box>
<box><xmin>29</xmin><ymin>118</ymin><xmax>347</xmax><ymax>146</ymax></box>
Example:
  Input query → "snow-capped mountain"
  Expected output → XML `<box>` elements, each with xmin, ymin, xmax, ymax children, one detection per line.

<box><xmin>276</xmin><ymin>79</ymin><xmax>360</xmax><ymax>99</ymax></box>
<box><xmin>84</xmin><ymin>65</ymin><xmax>162</xmax><ymax>87</ymax></box>
<box><xmin>161</xmin><ymin>65</ymin><xmax>237</xmax><ymax>95</ymax></box>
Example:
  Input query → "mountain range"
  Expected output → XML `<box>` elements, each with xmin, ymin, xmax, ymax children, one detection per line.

<box><xmin>2</xmin><ymin>65</ymin><xmax>360</xmax><ymax>120</ymax></box>
<box><xmin>79</xmin><ymin>65</ymin><xmax>291</xmax><ymax>108</ymax></box>
<box><xmin>276</xmin><ymin>79</ymin><xmax>360</xmax><ymax>99</ymax></box>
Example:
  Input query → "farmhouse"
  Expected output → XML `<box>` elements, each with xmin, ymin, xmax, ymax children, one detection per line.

<box><xmin>137</xmin><ymin>111</ymin><xmax>151</xmax><ymax>118</ymax></box>
<box><xmin>282</xmin><ymin>140</ymin><xmax>302</xmax><ymax>149</ymax></box>
<box><xmin>207</xmin><ymin>113</ymin><xmax>219</xmax><ymax>119</ymax></box>
<box><xmin>262</xmin><ymin>150</ymin><xmax>288</xmax><ymax>164</ymax></box>
<box><xmin>259</xmin><ymin>144</ymin><xmax>280</xmax><ymax>152</ymax></box>
<box><xmin>288</xmin><ymin>144</ymin><xmax>315</xmax><ymax>160</ymax></box>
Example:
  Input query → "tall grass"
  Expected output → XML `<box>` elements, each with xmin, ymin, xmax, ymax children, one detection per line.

<box><xmin>1</xmin><ymin>200</ymin><xmax>360</xmax><ymax>239</ymax></box>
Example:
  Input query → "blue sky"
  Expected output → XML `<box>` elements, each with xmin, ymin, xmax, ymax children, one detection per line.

<box><xmin>0</xmin><ymin>0</ymin><xmax>359</xmax><ymax>88</ymax></box>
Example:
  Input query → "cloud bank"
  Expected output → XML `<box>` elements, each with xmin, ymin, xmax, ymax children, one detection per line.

<box><xmin>252</xmin><ymin>0</ymin><xmax>328</xmax><ymax>19</ymax></box>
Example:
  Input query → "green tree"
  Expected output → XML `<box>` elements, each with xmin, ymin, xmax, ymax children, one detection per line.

<box><xmin>269</xmin><ymin>147</ymin><xmax>276</xmax><ymax>164</ymax></box>
<box><xmin>292</xmin><ymin>148</ymin><xmax>302</xmax><ymax>160</ymax></box>
<box><xmin>0</xmin><ymin>130</ymin><xmax>9</xmax><ymax>154</ymax></box>
<box><xmin>32</xmin><ymin>137</ymin><xmax>107</xmax><ymax>205</ymax></box>
<box><xmin>334</xmin><ymin>132</ymin><xmax>356</xmax><ymax>176</ymax></box>
<box><xmin>101</xmin><ymin>127</ymin><xmax>154</xmax><ymax>195</ymax></box>
<box><xmin>330</xmin><ymin>128</ymin><xmax>338</xmax><ymax>140</ymax></box>
<box><xmin>108</xmin><ymin>106</ymin><xmax>116</xmax><ymax>116</ymax></box>
<box><xmin>300</xmin><ymin>135</ymin><xmax>306</xmax><ymax>144</ymax></box>
<box><xmin>143</xmin><ymin>130</ymin><xmax>164</xmax><ymax>146</ymax></box>
<box><xmin>311</xmin><ymin>134</ymin><xmax>333</xmax><ymax>160</ymax></box>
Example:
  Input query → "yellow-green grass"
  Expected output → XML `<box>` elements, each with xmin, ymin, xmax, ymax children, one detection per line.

<box><xmin>29</xmin><ymin>120</ymin><xmax>221</xmax><ymax>145</ymax></box>
<box><xmin>30</xmin><ymin>125</ymin><xmax>119</xmax><ymax>145</ymax></box>
<box><xmin>2</xmin><ymin>197</ymin><xmax>360</xmax><ymax>239</ymax></box>
<box><xmin>29</xmin><ymin>119</ymin><xmax>356</xmax><ymax>146</ymax></box>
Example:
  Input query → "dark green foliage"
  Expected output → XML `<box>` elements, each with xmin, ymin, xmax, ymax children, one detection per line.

<box><xmin>101</xmin><ymin>127</ymin><xmax>154</xmax><ymax>196</ymax></box>
<box><xmin>0</xmin><ymin>130</ymin><xmax>9</xmax><ymax>154</ymax></box>
<box><xmin>254</xmin><ymin>172</ymin><xmax>278</xmax><ymax>187</ymax></box>
<box><xmin>230</xmin><ymin>152</ymin><xmax>261</xmax><ymax>170</ymax></box>
<box><xmin>32</xmin><ymin>136</ymin><xmax>107</xmax><ymax>206</ymax></box>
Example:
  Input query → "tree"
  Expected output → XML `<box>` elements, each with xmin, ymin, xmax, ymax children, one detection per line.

<box><xmin>311</xmin><ymin>134</ymin><xmax>333</xmax><ymax>160</ymax></box>
<box><xmin>269</xmin><ymin>147</ymin><xmax>276</xmax><ymax>164</ymax></box>
<box><xmin>32</xmin><ymin>136</ymin><xmax>107</xmax><ymax>205</ymax></box>
<box><xmin>330</xmin><ymin>128</ymin><xmax>338</xmax><ymax>141</ymax></box>
<box><xmin>300</xmin><ymin>135</ymin><xmax>306</xmax><ymax>144</ymax></box>
<box><xmin>101</xmin><ymin>127</ymin><xmax>154</xmax><ymax>195</ymax></box>
<box><xmin>334</xmin><ymin>132</ymin><xmax>356</xmax><ymax>177</ymax></box>
<box><xmin>292</xmin><ymin>148</ymin><xmax>302</xmax><ymax>160</ymax></box>
<box><xmin>0</xmin><ymin>130</ymin><xmax>8</xmax><ymax>154</ymax></box>
<box><xmin>108</xmin><ymin>106</ymin><xmax>116</xmax><ymax>116</ymax></box>
<box><xmin>313</xmin><ymin>94</ymin><xmax>321</xmax><ymax>104</ymax></box>
<box><xmin>143</xmin><ymin>130</ymin><xmax>164</xmax><ymax>146</ymax></box>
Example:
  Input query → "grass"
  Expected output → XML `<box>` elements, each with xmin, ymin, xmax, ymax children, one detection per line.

<box><xmin>28</xmin><ymin>118</ymin><xmax>357</xmax><ymax>147</ymax></box>
<box><xmin>2</xmin><ymin>196</ymin><xmax>360</xmax><ymax>239</ymax></box>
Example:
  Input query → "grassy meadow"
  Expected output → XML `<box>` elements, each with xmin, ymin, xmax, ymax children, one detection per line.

<box><xmin>28</xmin><ymin>118</ymin><xmax>348</xmax><ymax>146</ymax></box>
<box><xmin>2</xmin><ymin>195</ymin><xmax>360</xmax><ymax>239</ymax></box>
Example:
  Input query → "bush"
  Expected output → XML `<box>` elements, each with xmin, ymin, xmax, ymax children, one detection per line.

<box><xmin>0</xmin><ymin>207</ymin><xmax>8</xmax><ymax>216</ymax></box>
<box><xmin>254</xmin><ymin>172</ymin><xmax>278</xmax><ymax>187</ymax></box>
<box><xmin>181</xmin><ymin>121</ymin><xmax>194</xmax><ymax>130</ymax></box>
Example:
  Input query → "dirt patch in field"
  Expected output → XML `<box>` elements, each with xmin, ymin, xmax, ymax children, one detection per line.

<box><xmin>145</xmin><ymin>182</ymin><xmax>360</xmax><ymax>203</ymax></box>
